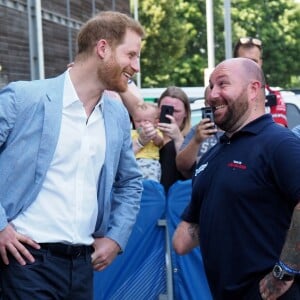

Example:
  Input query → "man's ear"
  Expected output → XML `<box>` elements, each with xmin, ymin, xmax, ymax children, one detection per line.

<box><xmin>249</xmin><ymin>80</ymin><xmax>262</xmax><ymax>102</ymax></box>
<box><xmin>96</xmin><ymin>39</ymin><xmax>109</xmax><ymax>59</ymax></box>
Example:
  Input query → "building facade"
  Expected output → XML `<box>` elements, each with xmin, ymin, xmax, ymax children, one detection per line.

<box><xmin>0</xmin><ymin>0</ymin><xmax>130</xmax><ymax>87</ymax></box>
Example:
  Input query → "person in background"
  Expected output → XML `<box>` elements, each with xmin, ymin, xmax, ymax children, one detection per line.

<box><xmin>176</xmin><ymin>86</ymin><xmax>222</xmax><ymax>179</ymax></box>
<box><xmin>131</xmin><ymin>102</ymin><xmax>163</xmax><ymax>182</ymax></box>
<box><xmin>292</xmin><ymin>124</ymin><xmax>300</xmax><ymax>138</ymax></box>
<box><xmin>157</xmin><ymin>86</ymin><xmax>191</xmax><ymax>192</ymax></box>
<box><xmin>233</xmin><ymin>36</ymin><xmax>288</xmax><ymax>127</ymax></box>
<box><xmin>0</xmin><ymin>11</ymin><xmax>144</xmax><ymax>299</ymax></box>
<box><xmin>173</xmin><ymin>58</ymin><xmax>300</xmax><ymax>299</ymax></box>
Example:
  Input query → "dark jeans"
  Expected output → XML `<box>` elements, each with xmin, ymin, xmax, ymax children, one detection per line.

<box><xmin>0</xmin><ymin>243</ymin><xmax>94</xmax><ymax>300</ymax></box>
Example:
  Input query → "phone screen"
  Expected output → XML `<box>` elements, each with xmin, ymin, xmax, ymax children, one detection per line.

<box><xmin>159</xmin><ymin>105</ymin><xmax>174</xmax><ymax>123</ymax></box>
<box><xmin>265</xmin><ymin>94</ymin><xmax>277</xmax><ymax>107</ymax></box>
<box><xmin>201</xmin><ymin>107</ymin><xmax>215</xmax><ymax>129</ymax></box>
<box><xmin>202</xmin><ymin>107</ymin><xmax>214</xmax><ymax>121</ymax></box>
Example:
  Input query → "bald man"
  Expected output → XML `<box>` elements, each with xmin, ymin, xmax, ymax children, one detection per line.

<box><xmin>233</xmin><ymin>37</ymin><xmax>288</xmax><ymax>127</ymax></box>
<box><xmin>173</xmin><ymin>58</ymin><xmax>300</xmax><ymax>300</ymax></box>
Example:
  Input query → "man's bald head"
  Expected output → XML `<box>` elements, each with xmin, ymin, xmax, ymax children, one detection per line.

<box><xmin>217</xmin><ymin>58</ymin><xmax>265</xmax><ymax>87</ymax></box>
<box><xmin>208</xmin><ymin>58</ymin><xmax>266</xmax><ymax>135</ymax></box>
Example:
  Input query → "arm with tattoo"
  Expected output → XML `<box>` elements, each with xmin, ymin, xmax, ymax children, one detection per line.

<box><xmin>172</xmin><ymin>221</ymin><xmax>200</xmax><ymax>255</ymax></box>
<box><xmin>279</xmin><ymin>202</ymin><xmax>300</xmax><ymax>271</ymax></box>
<box><xmin>259</xmin><ymin>202</ymin><xmax>300</xmax><ymax>299</ymax></box>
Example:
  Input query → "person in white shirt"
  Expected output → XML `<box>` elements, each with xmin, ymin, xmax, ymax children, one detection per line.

<box><xmin>0</xmin><ymin>11</ymin><xmax>144</xmax><ymax>299</ymax></box>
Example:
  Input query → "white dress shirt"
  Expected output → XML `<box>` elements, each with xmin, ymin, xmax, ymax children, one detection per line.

<box><xmin>13</xmin><ymin>70</ymin><xmax>106</xmax><ymax>245</ymax></box>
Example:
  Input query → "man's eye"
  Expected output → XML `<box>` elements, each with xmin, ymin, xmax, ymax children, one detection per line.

<box><xmin>128</xmin><ymin>53</ymin><xmax>136</xmax><ymax>59</ymax></box>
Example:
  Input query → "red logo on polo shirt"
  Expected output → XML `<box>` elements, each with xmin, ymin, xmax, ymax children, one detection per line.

<box><xmin>227</xmin><ymin>160</ymin><xmax>247</xmax><ymax>170</ymax></box>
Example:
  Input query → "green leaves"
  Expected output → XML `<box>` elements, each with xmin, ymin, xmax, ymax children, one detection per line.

<box><xmin>138</xmin><ymin>0</ymin><xmax>300</xmax><ymax>88</ymax></box>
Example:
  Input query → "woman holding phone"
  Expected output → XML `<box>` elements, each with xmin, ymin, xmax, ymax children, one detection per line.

<box><xmin>157</xmin><ymin>86</ymin><xmax>191</xmax><ymax>192</ymax></box>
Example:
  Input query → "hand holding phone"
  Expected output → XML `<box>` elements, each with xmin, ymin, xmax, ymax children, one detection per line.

<box><xmin>265</xmin><ymin>94</ymin><xmax>277</xmax><ymax>107</ymax></box>
<box><xmin>159</xmin><ymin>105</ymin><xmax>174</xmax><ymax>123</ymax></box>
<box><xmin>201</xmin><ymin>107</ymin><xmax>215</xmax><ymax>129</ymax></box>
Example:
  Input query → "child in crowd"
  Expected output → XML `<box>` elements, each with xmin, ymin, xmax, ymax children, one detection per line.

<box><xmin>131</xmin><ymin>103</ymin><xmax>164</xmax><ymax>182</ymax></box>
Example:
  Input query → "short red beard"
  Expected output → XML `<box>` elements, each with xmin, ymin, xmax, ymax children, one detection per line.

<box><xmin>98</xmin><ymin>54</ymin><xmax>128</xmax><ymax>93</ymax></box>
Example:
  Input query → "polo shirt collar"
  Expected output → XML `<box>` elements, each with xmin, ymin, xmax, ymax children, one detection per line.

<box><xmin>220</xmin><ymin>114</ymin><xmax>273</xmax><ymax>144</ymax></box>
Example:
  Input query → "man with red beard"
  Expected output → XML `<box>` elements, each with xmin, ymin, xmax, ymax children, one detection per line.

<box><xmin>173</xmin><ymin>58</ymin><xmax>300</xmax><ymax>300</ymax></box>
<box><xmin>0</xmin><ymin>11</ymin><xmax>144</xmax><ymax>299</ymax></box>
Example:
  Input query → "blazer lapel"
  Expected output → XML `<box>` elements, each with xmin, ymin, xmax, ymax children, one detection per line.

<box><xmin>35</xmin><ymin>74</ymin><xmax>65</xmax><ymax>182</ymax></box>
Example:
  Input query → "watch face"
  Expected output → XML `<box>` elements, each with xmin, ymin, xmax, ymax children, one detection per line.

<box><xmin>273</xmin><ymin>264</ymin><xmax>282</xmax><ymax>279</ymax></box>
<box><xmin>272</xmin><ymin>263</ymin><xmax>294</xmax><ymax>281</ymax></box>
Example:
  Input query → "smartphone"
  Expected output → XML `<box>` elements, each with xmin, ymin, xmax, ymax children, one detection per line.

<box><xmin>201</xmin><ymin>107</ymin><xmax>215</xmax><ymax>128</ymax></box>
<box><xmin>159</xmin><ymin>105</ymin><xmax>174</xmax><ymax>123</ymax></box>
<box><xmin>265</xmin><ymin>94</ymin><xmax>277</xmax><ymax>107</ymax></box>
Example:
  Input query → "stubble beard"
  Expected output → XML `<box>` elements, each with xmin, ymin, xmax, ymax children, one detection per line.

<box><xmin>218</xmin><ymin>91</ymin><xmax>249</xmax><ymax>133</ymax></box>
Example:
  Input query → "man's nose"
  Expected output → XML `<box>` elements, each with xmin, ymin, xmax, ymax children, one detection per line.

<box><xmin>210</xmin><ymin>86</ymin><xmax>220</xmax><ymax>99</ymax></box>
<box><xmin>131</xmin><ymin>57</ymin><xmax>140</xmax><ymax>73</ymax></box>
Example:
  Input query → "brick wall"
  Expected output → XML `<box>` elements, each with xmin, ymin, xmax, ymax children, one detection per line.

<box><xmin>0</xmin><ymin>0</ymin><xmax>130</xmax><ymax>86</ymax></box>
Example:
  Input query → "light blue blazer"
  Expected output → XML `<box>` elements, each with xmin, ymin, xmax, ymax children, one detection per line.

<box><xmin>0</xmin><ymin>72</ymin><xmax>143</xmax><ymax>250</ymax></box>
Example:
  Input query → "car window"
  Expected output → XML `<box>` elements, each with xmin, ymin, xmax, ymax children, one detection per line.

<box><xmin>286</xmin><ymin>103</ymin><xmax>300</xmax><ymax>129</ymax></box>
<box><xmin>190</xmin><ymin>98</ymin><xmax>205</xmax><ymax>126</ymax></box>
<box><xmin>191</xmin><ymin>108</ymin><xmax>203</xmax><ymax>126</ymax></box>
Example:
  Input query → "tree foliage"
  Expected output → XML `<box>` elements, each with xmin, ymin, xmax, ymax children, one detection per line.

<box><xmin>138</xmin><ymin>0</ymin><xmax>300</xmax><ymax>88</ymax></box>
<box><xmin>139</xmin><ymin>0</ymin><xmax>191</xmax><ymax>86</ymax></box>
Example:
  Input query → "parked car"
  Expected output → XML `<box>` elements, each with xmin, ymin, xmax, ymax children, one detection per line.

<box><xmin>281</xmin><ymin>91</ymin><xmax>300</xmax><ymax>129</ymax></box>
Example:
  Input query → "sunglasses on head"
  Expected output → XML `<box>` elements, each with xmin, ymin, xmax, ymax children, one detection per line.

<box><xmin>239</xmin><ymin>37</ymin><xmax>262</xmax><ymax>48</ymax></box>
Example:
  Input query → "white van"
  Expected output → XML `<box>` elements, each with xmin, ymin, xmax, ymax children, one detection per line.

<box><xmin>141</xmin><ymin>87</ymin><xmax>206</xmax><ymax>103</ymax></box>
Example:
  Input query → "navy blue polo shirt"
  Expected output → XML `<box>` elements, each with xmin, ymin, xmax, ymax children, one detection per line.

<box><xmin>182</xmin><ymin>114</ymin><xmax>300</xmax><ymax>299</ymax></box>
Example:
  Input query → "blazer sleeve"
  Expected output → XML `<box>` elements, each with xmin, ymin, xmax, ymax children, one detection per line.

<box><xmin>95</xmin><ymin>99</ymin><xmax>143</xmax><ymax>251</ymax></box>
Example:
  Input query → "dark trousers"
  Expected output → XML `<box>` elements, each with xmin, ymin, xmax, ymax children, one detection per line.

<box><xmin>0</xmin><ymin>243</ymin><xmax>94</xmax><ymax>300</ymax></box>
<box><xmin>244</xmin><ymin>277</ymin><xmax>300</xmax><ymax>300</ymax></box>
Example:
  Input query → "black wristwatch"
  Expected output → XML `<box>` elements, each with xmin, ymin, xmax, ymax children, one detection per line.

<box><xmin>272</xmin><ymin>262</ymin><xmax>294</xmax><ymax>281</ymax></box>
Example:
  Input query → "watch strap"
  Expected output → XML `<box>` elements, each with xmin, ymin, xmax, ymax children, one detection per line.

<box><xmin>279</xmin><ymin>261</ymin><xmax>300</xmax><ymax>275</ymax></box>
<box><xmin>273</xmin><ymin>262</ymin><xmax>294</xmax><ymax>281</ymax></box>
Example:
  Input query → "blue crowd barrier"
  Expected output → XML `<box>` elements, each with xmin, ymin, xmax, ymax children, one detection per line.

<box><xmin>93</xmin><ymin>179</ymin><xmax>212</xmax><ymax>300</ymax></box>
<box><xmin>94</xmin><ymin>180</ymin><xmax>167</xmax><ymax>300</ymax></box>
<box><xmin>166</xmin><ymin>180</ymin><xmax>212</xmax><ymax>300</ymax></box>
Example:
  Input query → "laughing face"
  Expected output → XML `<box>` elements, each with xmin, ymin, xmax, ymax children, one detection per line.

<box><xmin>98</xmin><ymin>29</ymin><xmax>142</xmax><ymax>93</ymax></box>
<box><xmin>208</xmin><ymin>61</ymin><xmax>251</xmax><ymax>134</ymax></box>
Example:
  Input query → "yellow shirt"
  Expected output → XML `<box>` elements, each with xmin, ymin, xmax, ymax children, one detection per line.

<box><xmin>131</xmin><ymin>129</ymin><xmax>162</xmax><ymax>160</ymax></box>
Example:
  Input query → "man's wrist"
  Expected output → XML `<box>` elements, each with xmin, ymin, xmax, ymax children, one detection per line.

<box><xmin>278</xmin><ymin>260</ymin><xmax>300</xmax><ymax>275</ymax></box>
<box><xmin>194</xmin><ymin>135</ymin><xmax>204</xmax><ymax>144</ymax></box>
<box><xmin>272</xmin><ymin>261</ymin><xmax>298</xmax><ymax>281</ymax></box>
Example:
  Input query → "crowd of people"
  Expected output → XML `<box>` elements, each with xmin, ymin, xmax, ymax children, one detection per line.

<box><xmin>0</xmin><ymin>9</ymin><xmax>299</xmax><ymax>300</ymax></box>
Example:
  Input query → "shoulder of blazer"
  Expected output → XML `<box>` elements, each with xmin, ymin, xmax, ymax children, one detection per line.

<box><xmin>10</xmin><ymin>72</ymin><xmax>66</xmax><ymax>105</ymax></box>
<box><xmin>102</xmin><ymin>94</ymin><xmax>129</xmax><ymax>119</ymax></box>
<box><xmin>40</xmin><ymin>72</ymin><xmax>66</xmax><ymax>103</ymax></box>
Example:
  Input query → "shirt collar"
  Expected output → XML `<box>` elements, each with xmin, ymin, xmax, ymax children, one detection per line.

<box><xmin>63</xmin><ymin>69</ymin><xmax>80</xmax><ymax>108</ymax></box>
<box><xmin>63</xmin><ymin>69</ymin><xmax>104</xmax><ymax>111</ymax></box>
<box><xmin>220</xmin><ymin>114</ymin><xmax>274</xmax><ymax>144</ymax></box>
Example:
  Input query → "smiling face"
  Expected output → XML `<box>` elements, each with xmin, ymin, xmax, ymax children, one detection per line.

<box><xmin>98</xmin><ymin>29</ymin><xmax>142</xmax><ymax>93</ymax></box>
<box><xmin>208</xmin><ymin>58</ymin><xmax>265</xmax><ymax>134</ymax></box>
